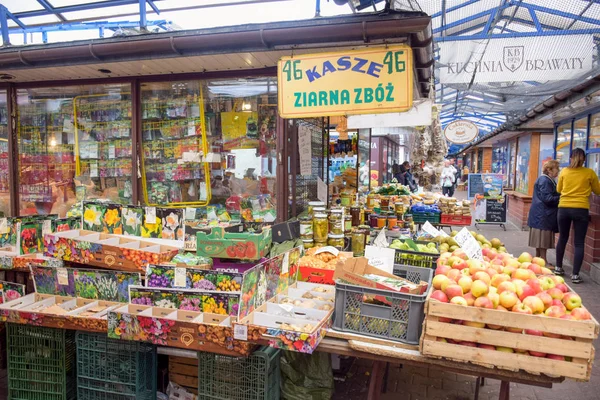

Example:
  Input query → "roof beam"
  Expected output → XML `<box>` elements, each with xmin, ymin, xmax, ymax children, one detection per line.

<box><xmin>146</xmin><ymin>0</ymin><xmax>160</xmax><ymax>14</ymax></box>
<box><xmin>520</xmin><ymin>2</ymin><xmax>600</xmax><ymax>27</ymax></box>
<box><xmin>528</xmin><ymin>7</ymin><xmax>542</xmax><ymax>32</ymax></box>
<box><xmin>433</xmin><ymin>9</ymin><xmax>494</xmax><ymax>34</ymax></box>
<box><xmin>36</xmin><ymin>0</ymin><xmax>66</xmax><ymax>22</ymax></box>
<box><xmin>431</xmin><ymin>0</ymin><xmax>479</xmax><ymax>18</ymax></box>
<box><xmin>437</xmin><ymin>27</ymin><xmax>600</xmax><ymax>42</ymax></box>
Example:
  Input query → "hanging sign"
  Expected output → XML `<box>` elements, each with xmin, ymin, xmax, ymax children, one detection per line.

<box><xmin>277</xmin><ymin>45</ymin><xmax>413</xmax><ymax>118</ymax></box>
<box><xmin>444</xmin><ymin>120</ymin><xmax>479</xmax><ymax>144</ymax></box>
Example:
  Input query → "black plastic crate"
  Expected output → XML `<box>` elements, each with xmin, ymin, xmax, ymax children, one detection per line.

<box><xmin>333</xmin><ymin>265</ymin><xmax>432</xmax><ymax>344</ymax></box>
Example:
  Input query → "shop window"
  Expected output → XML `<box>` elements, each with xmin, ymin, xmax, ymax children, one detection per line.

<box><xmin>588</xmin><ymin>153</ymin><xmax>600</xmax><ymax>177</ymax></box>
<box><xmin>508</xmin><ymin>141</ymin><xmax>516</xmax><ymax>189</ymax></box>
<box><xmin>589</xmin><ymin>113</ymin><xmax>600</xmax><ymax>151</ymax></box>
<box><xmin>140</xmin><ymin>78</ymin><xmax>277</xmax><ymax>208</ymax></box>
<box><xmin>539</xmin><ymin>135</ymin><xmax>555</xmax><ymax>177</ymax></box>
<box><xmin>555</xmin><ymin>122</ymin><xmax>572</xmax><ymax>167</ymax></box>
<box><xmin>491</xmin><ymin>146</ymin><xmax>506</xmax><ymax>175</ymax></box>
<box><xmin>17</xmin><ymin>84</ymin><xmax>132</xmax><ymax>217</ymax></box>
<box><xmin>572</xmin><ymin>118</ymin><xmax>588</xmax><ymax>151</ymax></box>
<box><xmin>515</xmin><ymin>134</ymin><xmax>531</xmax><ymax>195</ymax></box>
<box><xmin>0</xmin><ymin>92</ymin><xmax>8</xmax><ymax>216</ymax></box>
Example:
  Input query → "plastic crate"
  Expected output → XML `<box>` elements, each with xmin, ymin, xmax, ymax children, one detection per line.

<box><xmin>440</xmin><ymin>214</ymin><xmax>472</xmax><ymax>226</ymax></box>
<box><xmin>392</xmin><ymin>240</ymin><xmax>439</xmax><ymax>269</ymax></box>
<box><xmin>333</xmin><ymin>265</ymin><xmax>433</xmax><ymax>344</ymax></box>
<box><xmin>197</xmin><ymin>345</ymin><xmax>280</xmax><ymax>400</ymax></box>
<box><xmin>76</xmin><ymin>331</ymin><xmax>157</xmax><ymax>400</ymax></box>
<box><xmin>7</xmin><ymin>323</ymin><xmax>77</xmax><ymax>400</ymax></box>
<box><xmin>411</xmin><ymin>212</ymin><xmax>441</xmax><ymax>224</ymax></box>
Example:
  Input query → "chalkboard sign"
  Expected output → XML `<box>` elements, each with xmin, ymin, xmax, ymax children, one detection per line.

<box><xmin>467</xmin><ymin>173</ymin><xmax>504</xmax><ymax>200</ymax></box>
<box><xmin>485</xmin><ymin>198</ymin><xmax>506</xmax><ymax>223</ymax></box>
<box><xmin>467</xmin><ymin>174</ymin><xmax>484</xmax><ymax>200</ymax></box>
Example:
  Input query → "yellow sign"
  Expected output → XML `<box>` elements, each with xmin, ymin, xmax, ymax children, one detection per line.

<box><xmin>277</xmin><ymin>45</ymin><xmax>413</xmax><ymax>118</ymax></box>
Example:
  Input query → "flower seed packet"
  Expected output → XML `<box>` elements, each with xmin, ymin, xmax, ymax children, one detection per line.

<box><xmin>74</xmin><ymin>269</ymin><xmax>140</xmax><ymax>302</ymax></box>
<box><xmin>0</xmin><ymin>281</ymin><xmax>25</xmax><ymax>303</ymax></box>
<box><xmin>52</xmin><ymin>217</ymin><xmax>81</xmax><ymax>233</ymax></box>
<box><xmin>159</xmin><ymin>208</ymin><xmax>184</xmax><ymax>241</ymax></box>
<box><xmin>102</xmin><ymin>204</ymin><xmax>123</xmax><ymax>234</ymax></box>
<box><xmin>122</xmin><ymin>206</ymin><xmax>143</xmax><ymax>237</ymax></box>
<box><xmin>19</xmin><ymin>219</ymin><xmax>43</xmax><ymax>255</ymax></box>
<box><xmin>83</xmin><ymin>202</ymin><xmax>107</xmax><ymax>232</ymax></box>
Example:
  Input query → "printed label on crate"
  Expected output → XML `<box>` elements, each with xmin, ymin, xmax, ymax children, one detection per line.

<box><xmin>364</xmin><ymin>245</ymin><xmax>395</xmax><ymax>275</ymax></box>
<box><xmin>233</xmin><ymin>324</ymin><xmax>248</xmax><ymax>341</ymax></box>
<box><xmin>454</xmin><ymin>227</ymin><xmax>483</xmax><ymax>261</ymax></box>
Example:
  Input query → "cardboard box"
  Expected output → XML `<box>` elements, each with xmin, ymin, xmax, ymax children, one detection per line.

<box><xmin>333</xmin><ymin>257</ymin><xmax>423</xmax><ymax>294</ymax></box>
<box><xmin>196</xmin><ymin>226</ymin><xmax>271</xmax><ymax>261</ymax></box>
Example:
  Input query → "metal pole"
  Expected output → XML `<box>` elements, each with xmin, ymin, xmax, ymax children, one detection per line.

<box><xmin>0</xmin><ymin>6</ymin><xmax>10</xmax><ymax>46</ymax></box>
<box><xmin>315</xmin><ymin>0</ymin><xmax>321</xmax><ymax>17</ymax></box>
<box><xmin>139</xmin><ymin>0</ymin><xmax>147</xmax><ymax>30</ymax></box>
<box><xmin>6</xmin><ymin>84</ymin><xmax>18</xmax><ymax>216</ymax></box>
<box><xmin>131</xmin><ymin>79</ymin><xmax>141</xmax><ymax>205</ymax></box>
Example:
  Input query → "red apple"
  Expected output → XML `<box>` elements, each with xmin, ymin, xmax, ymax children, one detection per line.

<box><xmin>474</xmin><ymin>296</ymin><xmax>494</xmax><ymax>309</ymax></box>
<box><xmin>503</xmin><ymin>265</ymin><xmax>516</xmax><ymax>276</ymax></box>
<box><xmin>523</xmin><ymin>296</ymin><xmax>545</xmax><ymax>314</ymax></box>
<box><xmin>546</xmin><ymin>287</ymin><xmax>564</xmax><ymax>301</ymax></box>
<box><xmin>531</xmin><ymin>257</ymin><xmax>546</xmax><ymax>267</ymax></box>
<box><xmin>527</xmin><ymin>263</ymin><xmax>543</xmax><ymax>275</ymax></box>
<box><xmin>555</xmin><ymin>283</ymin><xmax>569</xmax><ymax>293</ymax></box>
<box><xmin>546</xmin><ymin>354</ymin><xmax>566</xmax><ymax>361</ymax></box>
<box><xmin>447</xmin><ymin>269</ymin><xmax>461</xmax><ymax>282</ymax></box>
<box><xmin>432</xmin><ymin>274</ymin><xmax>450</xmax><ymax>290</ymax></box>
<box><xmin>512</xmin><ymin>303</ymin><xmax>533</xmax><ymax>314</ymax></box>
<box><xmin>550</xmin><ymin>275</ymin><xmax>565</xmax><ymax>285</ymax></box>
<box><xmin>497</xmin><ymin>281</ymin><xmax>517</xmax><ymax>294</ymax></box>
<box><xmin>536</xmin><ymin>292</ymin><xmax>553</xmax><ymax>310</ymax></box>
<box><xmin>551</xmin><ymin>299</ymin><xmax>565</xmax><ymax>308</ymax></box>
<box><xmin>470</xmin><ymin>280</ymin><xmax>489</xmax><ymax>298</ymax></box>
<box><xmin>467</xmin><ymin>259</ymin><xmax>486</xmax><ymax>275</ymax></box>
<box><xmin>516</xmin><ymin>284</ymin><xmax>536</xmax><ymax>302</ymax></box>
<box><xmin>488</xmin><ymin>292</ymin><xmax>500</xmax><ymax>309</ymax></box>
<box><xmin>505</xmin><ymin>258</ymin><xmax>520</xmax><ymax>269</ymax></box>
<box><xmin>444</xmin><ymin>284</ymin><xmax>464</xmax><ymax>300</ymax></box>
<box><xmin>541</xmin><ymin>267</ymin><xmax>553</xmax><ymax>275</ymax></box>
<box><xmin>472</xmin><ymin>271</ymin><xmax>491</xmax><ymax>285</ymax></box>
<box><xmin>450</xmin><ymin>296</ymin><xmax>468</xmax><ymax>306</ymax></box>
<box><xmin>562</xmin><ymin>293</ymin><xmax>582</xmax><ymax>311</ymax></box>
<box><xmin>545</xmin><ymin>305</ymin><xmax>567</xmax><ymax>318</ymax></box>
<box><xmin>520</xmin><ymin>262</ymin><xmax>532</xmax><ymax>270</ymax></box>
<box><xmin>491</xmin><ymin>258</ymin><xmax>505</xmax><ymax>267</ymax></box>
<box><xmin>486</xmin><ymin>268</ymin><xmax>499</xmax><ymax>278</ymax></box>
<box><xmin>430</xmin><ymin>290</ymin><xmax>449</xmax><ymax>303</ymax></box>
<box><xmin>460</xmin><ymin>341</ymin><xmax>478</xmax><ymax>347</ymax></box>
<box><xmin>491</xmin><ymin>273</ymin><xmax>510</xmax><ymax>288</ymax></box>
<box><xmin>453</xmin><ymin>249</ymin><xmax>468</xmax><ymax>260</ymax></box>
<box><xmin>526</xmin><ymin>278</ymin><xmax>543</xmax><ymax>294</ymax></box>
<box><xmin>570</xmin><ymin>307</ymin><xmax>592</xmax><ymax>321</ymax></box>
<box><xmin>525</xmin><ymin>329</ymin><xmax>547</xmax><ymax>357</ymax></box>
<box><xmin>499</xmin><ymin>291</ymin><xmax>519</xmax><ymax>309</ymax></box>
<box><xmin>452</xmin><ymin>259</ymin><xmax>468</xmax><ymax>271</ymax></box>
<box><xmin>463</xmin><ymin>292</ymin><xmax>476</xmax><ymax>306</ymax></box>
<box><xmin>479</xmin><ymin>344</ymin><xmax>496</xmax><ymax>350</ymax></box>
<box><xmin>506</xmin><ymin>327</ymin><xmax>524</xmax><ymax>334</ymax></box>
<box><xmin>435</xmin><ymin>264</ymin><xmax>451</xmax><ymax>276</ymax></box>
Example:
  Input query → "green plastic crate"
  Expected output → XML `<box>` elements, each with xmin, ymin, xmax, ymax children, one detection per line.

<box><xmin>411</xmin><ymin>212</ymin><xmax>441</xmax><ymax>224</ymax></box>
<box><xmin>76</xmin><ymin>331</ymin><xmax>156</xmax><ymax>400</ymax></box>
<box><xmin>7</xmin><ymin>323</ymin><xmax>77</xmax><ymax>400</ymax></box>
<box><xmin>197</xmin><ymin>346</ymin><xmax>280</xmax><ymax>400</ymax></box>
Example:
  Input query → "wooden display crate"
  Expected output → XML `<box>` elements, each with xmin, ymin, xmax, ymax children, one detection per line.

<box><xmin>169</xmin><ymin>356</ymin><xmax>198</xmax><ymax>395</ymax></box>
<box><xmin>420</xmin><ymin>293</ymin><xmax>599</xmax><ymax>381</ymax></box>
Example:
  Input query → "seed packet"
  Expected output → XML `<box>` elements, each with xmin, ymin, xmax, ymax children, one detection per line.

<box><xmin>122</xmin><ymin>206</ymin><xmax>143</xmax><ymax>236</ymax></box>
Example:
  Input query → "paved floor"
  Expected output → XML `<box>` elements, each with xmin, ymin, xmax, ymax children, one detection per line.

<box><xmin>334</xmin><ymin>191</ymin><xmax>600</xmax><ymax>400</ymax></box>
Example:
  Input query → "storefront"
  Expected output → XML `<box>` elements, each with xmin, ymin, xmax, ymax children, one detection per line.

<box><xmin>0</xmin><ymin>10</ymin><xmax>433</xmax><ymax>221</ymax></box>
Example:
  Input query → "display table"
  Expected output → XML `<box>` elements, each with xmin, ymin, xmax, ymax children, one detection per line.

<box><xmin>317</xmin><ymin>331</ymin><xmax>563</xmax><ymax>400</ymax></box>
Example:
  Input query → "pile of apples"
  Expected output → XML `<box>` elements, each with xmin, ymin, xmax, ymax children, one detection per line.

<box><xmin>430</xmin><ymin>248</ymin><xmax>592</xmax><ymax>360</ymax></box>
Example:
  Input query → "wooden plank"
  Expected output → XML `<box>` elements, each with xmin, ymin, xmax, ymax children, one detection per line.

<box><xmin>169</xmin><ymin>372</ymin><xmax>198</xmax><ymax>389</ymax></box>
<box><xmin>425</xmin><ymin>320</ymin><xmax>594</xmax><ymax>359</ymax></box>
<box><xmin>169</xmin><ymin>356</ymin><xmax>198</xmax><ymax>367</ymax></box>
<box><xmin>427</xmin><ymin>301</ymin><xmax>598</xmax><ymax>339</ymax></box>
<box><xmin>169</xmin><ymin>362</ymin><xmax>198</xmax><ymax>377</ymax></box>
<box><xmin>422</xmin><ymin>339</ymin><xmax>590</xmax><ymax>381</ymax></box>
<box><xmin>327</xmin><ymin>329</ymin><xmax>419</xmax><ymax>351</ymax></box>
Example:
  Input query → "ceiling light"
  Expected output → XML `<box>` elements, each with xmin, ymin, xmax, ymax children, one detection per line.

<box><xmin>242</xmin><ymin>103</ymin><xmax>252</xmax><ymax>111</ymax></box>
<box><xmin>465</xmin><ymin>95</ymin><xmax>485</xmax><ymax>101</ymax></box>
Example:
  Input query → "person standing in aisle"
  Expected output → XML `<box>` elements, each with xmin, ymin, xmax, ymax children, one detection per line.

<box><xmin>441</xmin><ymin>160</ymin><xmax>456</xmax><ymax>197</ymax></box>
<box><xmin>402</xmin><ymin>161</ymin><xmax>418</xmax><ymax>192</ymax></box>
<box><xmin>527</xmin><ymin>160</ymin><xmax>560</xmax><ymax>263</ymax></box>
<box><xmin>555</xmin><ymin>148</ymin><xmax>600</xmax><ymax>283</ymax></box>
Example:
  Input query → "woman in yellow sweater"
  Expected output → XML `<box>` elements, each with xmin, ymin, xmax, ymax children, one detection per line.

<box><xmin>555</xmin><ymin>148</ymin><xmax>600</xmax><ymax>283</ymax></box>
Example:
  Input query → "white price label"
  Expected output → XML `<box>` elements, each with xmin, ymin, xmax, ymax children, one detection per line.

<box><xmin>233</xmin><ymin>324</ymin><xmax>248</xmax><ymax>341</ymax></box>
<box><xmin>454</xmin><ymin>227</ymin><xmax>483</xmax><ymax>261</ymax></box>
<box><xmin>42</xmin><ymin>220</ymin><xmax>52</xmax><ymax>236</ymax></box>
<box><xmin>282</xmin><ymin>252</ymin><xmax>290</xmax><ymax>274</ymax></box>
<box><xmin>373</xmin><ymin>228</ymin><xmax>389</xmax><ymax>248</ymax></box>
<box><xmin>174</xmin><ymin>267</ymin><xmax>187</xmax><ymax>288</ymax></box>
<box><xmin>185</xmin><ymin>207</ymin><xmax>196</xmax><ymax>221</ymax></box>
<box><xmin>365</xmin><ymin>245</ymin><xmax>395</xmax><ymax>275</ymax></box>
<box><xmin>422</xmin><ymin>221</ymin><xmax>442</xmax><ymax>237</ymax></box>
<box><xmin>57</xmin><ymin>268</ymin><xmax>69</xmax><ymax>286</ymax></box>
<box><xmin>108</xmin><ymin>144</ymin><xmax>116</xmax><ymax>159</ymax></box>
<box><xmin>145</xmin><ymin>207</ymin><xmax>157</xmax><ymax>224</ymax></box>
<box><xmin>0</xmin><ymin>218</ymin><xmax>7</xmax><ymax>234</ymax></box>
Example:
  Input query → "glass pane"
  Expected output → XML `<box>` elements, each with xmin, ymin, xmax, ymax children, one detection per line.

<box><xmin>141</xmin><ymin>77</ymin><xmax>277</xmax><ymax>212</ymax></box>
<box><xmin>556</xmin><ymin>122</ymin><xmax>572</xmax><ymax>167</ymax></box>
<box><xmin>588</xmin><ymin>152</ymin><xmax>600</xmax><ymax>177</ymax></box>
<box><xmin>17</xmin><ymin>84</ymin><xmax>132</xmax><ymax>217</ymax></box>
<box><xmin>357</xmin><ymin>129</ymin><xmax>370</xmax><ymax>191</ymax></box>
<box><xmin>589</xmin><ymin>113</ymin><xmax>600</xmax><ymax>151</ymax></box>
<box><xmin>516</xmin><ymin>135</ymin><xmax>531</xmax><ymax>195</ymax></box>
<box><xmin>0</xmin><ymin>92</ymin><xmax>8</xmax><ymax>216</ymax></box>
<box><xmin>509</xmin><ymin>141</ymin><xmax>516</xmax><ymax>188</ymax></box>
<box><xmin>572</xmin><ymin>118</ymin><xmax>588</xmax><ymax>151</ymax></box>
<box><xmin>539</xmin><ymin>135</ymin><xmax>555</xmax><ymax>177</ymax></box>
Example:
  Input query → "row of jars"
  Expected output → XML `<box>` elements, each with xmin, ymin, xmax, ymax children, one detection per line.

<box><xmin>302</xmin><ymin>226</ymin><xmax>370</xmax><ymax>257</ymax></box>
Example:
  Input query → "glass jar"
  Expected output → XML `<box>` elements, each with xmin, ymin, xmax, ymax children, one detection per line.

<box><xmin>329</xmin><ymin>209</ymin><xmax>343</xmax><ymax>235</ymax></box>
<box><xmin>343</xmin><ymin>213</ymin><xmax>352</xmax><ymax>232</ymax></box>
<box><xmin>404</xmin><ymin>214</ymin><xmax>413</xmax><ymax>223</ymax></box>
<box><xmin>340</xmin><ymin>192</ymin><xmax>352</xmax><ymax>207</ymax></box>
<box><xmin>328</xmin><ymin>234</ymin><xmax>344</xmax><ymax>250</ymax></box>
<box><xmin>380</xmin><ymin>196</ymin><xmax>390</xmax><ymax>208</ymax></box>
<box><xmin>308</xmin><ymin>201</ymin><xmax>325</xmax><ymax>215</ymax></box>
<box><xmin>352</xmin><ymin>229</ymin><xmax>366</xmax><ymax>256</ymax></box>
<box><xmin>313</xmin><ymin>213</ymin><xmax>329</xmax><ymax>242</ymax></box>
<box><xmin>314</xmin><ymin>240</ymin><xmax>327</xmax><ymax>248</ymax></box>
<box><xmin>344</xmin><ymin>233</ymin><xmax>352</xmax><ymax>252</ymax></box>
<box><xmin>395</xmin><ymin>203</ymin><xmax>404</xmax><ymax>215</ymax></box>
<box><xmin>377</xmin><ymin>215</ymin><xmax>387</xmax><ymax>229</ymax></box>
<box><xmin>369</xmin><ymin>213</ymin><xmax>379</xmax><ymax>228</ymax></box>
<box><xmin>302</xmin><ymin>239</ymin><xmax>314</xmax><ymax>250</ymax></box>
<box><xmin>299</xmin><ymin>216</ymin><xmax>313</xmax><ymax>239</ymax></box>
<box><xmin>359</xmin><ymin>225</ymin><xmax>371</xmax><ymax>246</ymax></box>
<box><xmin>387</xmin><ymin>215</ymin><xmax>398</xmax><ymax>229</ymax></box>
<box><xmin>350</xmin><ymin>205</ymin><xmax>361</xmax><ymax>227</ymax></box>
<box><xmin>366</xmin><ymin>194</ymin><xmax>377</xmax><ymax>208</ymax></box>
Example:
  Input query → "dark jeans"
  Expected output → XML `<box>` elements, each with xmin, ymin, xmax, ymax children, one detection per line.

<box><xmin>556</xmin><ymin>208</ymin><xmax>590</xmax><ymax>275</ymax></box>
<box><xmin>442</xmin><ymin>186</ymin><xmax>454</xmax><ymax>197</ymax></box>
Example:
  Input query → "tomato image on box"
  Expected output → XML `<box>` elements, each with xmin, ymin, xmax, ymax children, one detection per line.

<box><xmin>196</xmin><ymin>226</ymin><xmax>272</xmax><ymax>261</ymax></box>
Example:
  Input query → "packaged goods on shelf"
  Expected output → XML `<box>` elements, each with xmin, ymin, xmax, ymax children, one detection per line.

<box><xmin>196</xmin><ymin>225</ymin><xmax>271</xmax><ymax>261</ymax></box>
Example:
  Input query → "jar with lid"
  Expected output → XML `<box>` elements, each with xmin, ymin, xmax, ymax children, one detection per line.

<box><xmin>308</xmin><ymin>201</ymin><xmax>325</xmax><ymax>215</ymax></box>
<box><xmin>377</xmin><ymin>215</ymin><xmax>387</xmax><ymax>229</ymax></box>
<box><xmin>313</xmin><ymin>213</ymin><xmax>329</xmax><ymax>242</ymax></box>
<box><xmin>380</xmin><ymin>196</ymin><xmax>390</xmax><ymax>208</ymax></box>
<box><xmin>328</xmin><ymin>234</ymin><xmax>345</xmax><ymax>250</ymax></box>
<box><xmin>299</xmin><ymin>215</ymin><xmax>313</xmax><ymax>240</ymax></box>
<box><xmin>329</xmin><ymin>209</ymin><xmax>344</xmax><ymax>235</ymax></box>
<box><xmin>350</xmin><ymin>204</ymin><xmax>361</xmax><ymax>227</ymax></box>
<box><xmin>302</xmin><ymin>239</ymin><xmax>314</xmax><ymax>250</ymax></box>
<box><xmin>340</xmin><ymin>192</ymin><xmax>352</xmax><ymax>207</ymax></box>
<box><xmin>352</xmin><ymin>229</ymin><xmax>366</xmax><ymax>256</ymax></box>
<box><xmin>366</xmin><ymin>194</ymin><xmax>377</xmax><ymax>208</ymax></box>
<box><xmin>369</xmin><ymin>213</ymin><xmax>379</xmax><ymax>228</ymax></box>
<box><xmin>343</xmin><ymin>212</ymin><xmax>352</xmax><ymax>232</ymax></box>
<box><xmin>358</xmin><ymin>225</ymin><xmax>371</xmax><ymax>246</ymax></box>
<box><xmin>344</xmin><ymin>233</ymin><xmax>352</xmax><ymax>252</ymax></box>
<box><xmin>387</xmin><ymin>215</ymin><xmax>398</xmax><ymax>229</ymax></box>
<box><xmin>404</xmin><ymin>214</ymin><xmax>413</xmax><ymax>223</ymax></box>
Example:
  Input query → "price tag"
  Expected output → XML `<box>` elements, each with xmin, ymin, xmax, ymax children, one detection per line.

<box><xmin>233</xmin><ymin>324</ymin><xmax>248</xmax><ymax>341</ymax></box>
<box><xmin>42</xmin><ymin>220</ymin><xmax>52</xmax><ymax>236</ymax></box>
<box><xmin>317</xmin><ymin>178</ymin><xmax>327</xmax><ymax>203</ymax></box>
<box><xmin>422</xmin><ymin>221</ymin><xmax>449</xmax><ymax>238</ymax></box>
<box><xmin>108</xmin><ymin>144</ymin><xmax>116</xmax><ymax>159</ymax></box>
<box><xmin>90</xmin><ymin>161</ymin><xmax>98</xmax><ymax>178</ymax></box>
<box><xmin>282</xmin><ymin>252</ymin><xmax>290</xmax><ymax>274</ymax></box>
<box><xmin>454</xmin><ymin>227</ymin><xmax>483</xmax><ymax>261</ymax></box>
<box><xmin>373</xmin><ymin>228</ymin><xmax>389</xmax><ymax>248</ymax></box>
<box><xmin>174</xmin><ymin>267</ymin><xmax>187</xmax><ymax>288</ymax></box>
<box><xmin>184</xmin><ymin>207</ymin><xmax>196</xmax><ymax>221</ymax></box>
<box><xmin>0</xmin><ymin>218</ymin><xmax>8</xmax><ymax>234</ymax></box>
<box><xmin>145</xmin><ymin>207</ymin><xmax>157</xmax><ymax>224</ymax></box>
<box><xmin>57</xmin><ymin>268</ymin><xmax>69</xmax><ymax>286</ymax></box>
<box><xmin>315</xmin><ymin>246</ymin><xmax>339</xmax><ymax>257</ymax></box>
<box><xmin>365</xmin><ymin>245</ymin><xmax>395</xmax><ymax>274</ymax></box>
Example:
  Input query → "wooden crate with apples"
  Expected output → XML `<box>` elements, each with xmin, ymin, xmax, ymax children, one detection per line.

<box><xmin>420</xmin><ymin>290</ymin><xmax>600</xmax><ymax>381</ymax></box>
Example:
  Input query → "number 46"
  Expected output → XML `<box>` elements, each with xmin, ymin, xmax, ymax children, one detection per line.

<box><xmin>282</xmin><ymin>60</ymin><xmax>302</xmax><ymax>81</ymax></box>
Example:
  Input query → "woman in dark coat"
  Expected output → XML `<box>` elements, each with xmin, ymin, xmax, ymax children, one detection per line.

<box><xmin>527</xmin><ymin>160</ymin><xmax>560</xmax><ymax>262</ymax></box>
